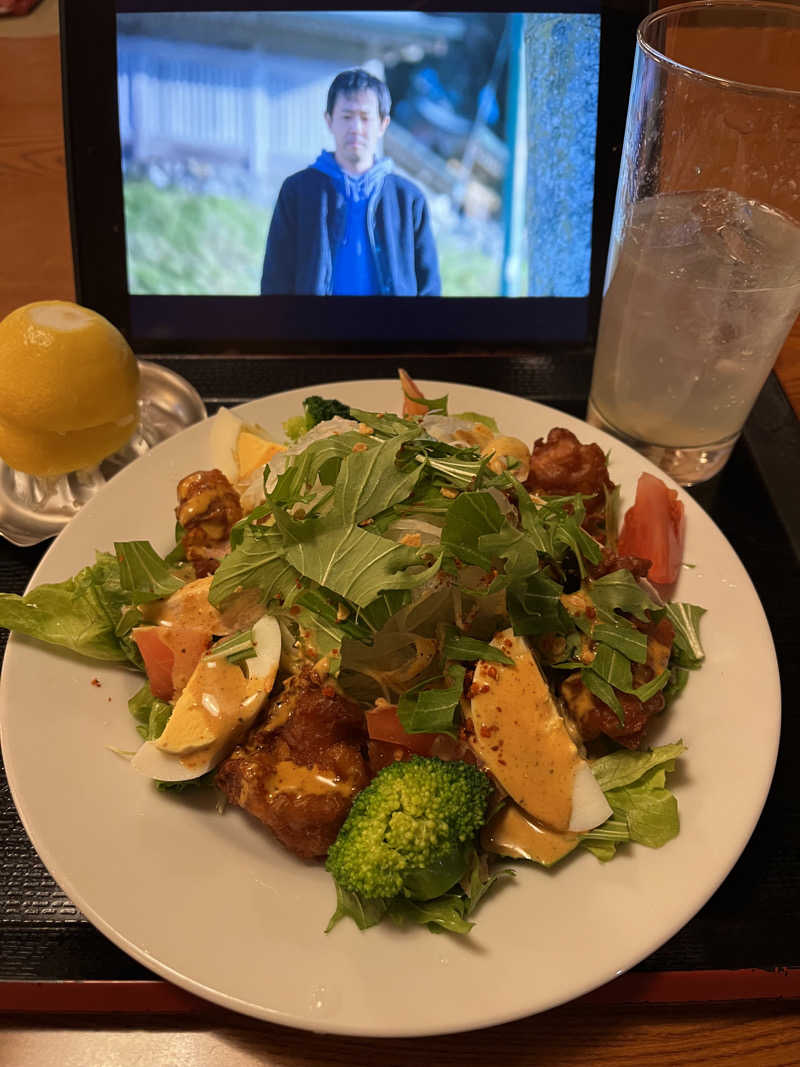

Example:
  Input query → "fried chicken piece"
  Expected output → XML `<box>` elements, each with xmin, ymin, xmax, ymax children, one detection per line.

<box><xmin>588</xmin><ymin>546</ymin><xmax>652</xmax><ymax>581</ymax></box>
<box><xmin>560</xmin><ymin>617</ymin><xmax>675</xmax><ymax>749</ymax></box>
<box><xmin>525</xmin><ymin>428</ymin><xmax>614</xmax><ymax>541</ymax></box>
<box><xmin>216</xmin><ymin>671</ymin><xmax>369</xmax><ymax>860</ymax></box>
<box><xmin>175</xmin><ymin>469</ymin><xmax>242</xmax><ymax>575</ymax></box>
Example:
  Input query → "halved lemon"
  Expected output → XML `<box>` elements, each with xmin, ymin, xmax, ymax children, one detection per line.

<box><xmin>0</xmin><ymin>300</ymin><xmax>139</xmax><ymax>475</ymax></box>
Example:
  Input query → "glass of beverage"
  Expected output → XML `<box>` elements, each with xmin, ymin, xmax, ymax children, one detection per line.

<box><xmin>586</xmin><ymin>0</ymin><xmax>800</xmax><ymax>484</ymax></box>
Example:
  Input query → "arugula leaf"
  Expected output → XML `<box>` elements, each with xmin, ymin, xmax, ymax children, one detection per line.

<box><xmin>481</xmin><ymin>524</ymin><xmax>544</xmax><ymax>577</ymax></box>
<box><xmin>663</xmin><ymin>665</ymin><xmax>690</xmax><ymax>705</ymax></box>
<box><xmin>632</xmin><ymin>669</ymin><xmax>671</xmax><ymax>702</ymax></box>
<box><xmin>294</xmin><ymin>587</ymin><xmax>373</xmax><ymax>644</ymax></box>
<box><xmin>579</xmin><ymin>818</ymin><xmax>630</xmax><ymax>861</ymax></box>
<box><xmin>202</xmin><ymin>628</ymin><xmax>255</xmax><ymax>664</ymax></box>
<box><xmin>128</xmin><ymin>682</ymin><xmax>172</xmax><ymax>741</ymax></box>
<box><xmin>588</xmin><ymin>642</ymin><xmax>634</xmax><ymax>692</ymax></box>
<box><xmin>398</xmin><ymin>388</ymin><xmax>448</xmax><ymax>416</ymax></box>
<box><xmin>440</xmin><ymin>491</ymin><xmax>506</xmax><ymax>569</ymax></box>
<box><xmin>334</xmin><ymin>430</ymin><xmax>423</xmax><ymax>525</ymax></box>
<box><xmin>348</xmin><ymin>407</ymin><xmax>418</xmax><ymax>438</ymax></box>
<box><xmin>440</xmin><ymin>626</ymin><xmax>513</xmax><ymax>665</ymax></box>
<box><xmin>284</xmin><ymin>524</ymin><xmax>433</xmax><ymax>609</ymax></box>
<box><xmin>396</xmin><ymin>664</ymin><xmax>465</xmax><ymax>736</ymax></box>
<box><xmin>581</xmin><ymin>667</ymin><xmax>625</xmax><ymax>723</ymax></box>
<box><xmin>507</xmin><ymin>571</ymin><xmax>572</xmax><ymax>637</ymax></box>
<box><xmin>267</xmin><ymin>432</ymin><xmax>365</xmax><ymax>507</ymax></box>
<box><xmin>276</xmin><ymin>601</ymin><xmax>346</xmax><ymax>676</ymax></box>
<box><xmin>164</xmin><ymin>522</ymin><xmax>186</xmax><ymax>565</ymax></box>
<box><xmin>589</xmin><ymin>622</ymin><xmax>647</xmax><ymax>662</ymax></box>
<box><xmin>114</xmin><ymin>541</ymin><xmax>184</xmax><ymax>603</ymax></box>
<box><xmin>0</xmin><ymin>551</ymin><xmax>141</xmax><ymax>664</ymax></box>
<box><xmin>208</xmin><ymin>525</ymin><xmax>298</xmax><ymax>610</ymax></box>
<box><xmin>462</xmin><ymin>849</ymin><xmax>516</xmax><ymax>916</ymax></box>
<box><xmin>663</xmin><ymin>602</ymin><xmax>706</xmax><ymax>669</ymax></box>
<box><xmin>155</xmin><ymin>769</ymin><xmax>217</xmax><ymax>793</ymax></box>
<box><xmin>588</xmin><ymin>570</ymin><xmax>661</xmax><ymax>621</ymax></box>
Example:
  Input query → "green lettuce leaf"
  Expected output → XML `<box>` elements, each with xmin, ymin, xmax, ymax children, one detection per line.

<box><xmin>128</xmin><ymin>682</ymin><xmax>172</xmax><ymax>741</ymax></box>
<box><xmin>387</xmin><ymin>894</ymin><xmax>473</xmax><ymax>934</ymax></box>
<box><xmin>590</xmin><ymin>740</ymin><xmax>687</xmax><ymax>791</ymax></box>
<box><xmin>325</xmin><ymin>883</ymin><xmax>389</xmax><ymax>932</ymax></box>
<box><xmin>581</xmin><ymin>741</ymin><xmax>686</xmax><ymax>859</ymax></box>
<box><xmin>0</xmin><ymin>551</ymin><xmax>142</xmax><ymax>665</ymax></box>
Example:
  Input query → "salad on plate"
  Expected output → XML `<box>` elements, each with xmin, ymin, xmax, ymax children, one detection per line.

<box><xmin>0</xmin><ymin>373</ymin><xmax>705</xmax><ymax>935</ymax></box>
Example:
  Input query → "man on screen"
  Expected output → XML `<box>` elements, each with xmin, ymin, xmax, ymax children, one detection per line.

<box><xmin>260</xmin><ymin>69</ymin><xmax>440</xmax><ymax>296</ymax></box>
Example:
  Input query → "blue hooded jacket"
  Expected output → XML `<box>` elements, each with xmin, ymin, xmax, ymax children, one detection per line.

<box><xmin>312</xmin><ymin>151</ymin><xmax>386</xmax><ymax>295</ymax></box>
<box><xmin>261</xmin><ymin>151</ymin><xmax>441</xmax><ymax>296</ymax></box>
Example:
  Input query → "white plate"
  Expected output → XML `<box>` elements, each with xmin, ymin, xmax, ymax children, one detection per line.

<box><xmin>0</xmin><ymin>380</ymin><xmax>780</xmax><ymax>1037</ymax></box>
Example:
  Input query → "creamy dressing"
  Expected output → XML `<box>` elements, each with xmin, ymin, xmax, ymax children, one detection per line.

<box><xmin>156</xmin><ymin>657</ymin><xmax>265</xmax><ymax>756</ymax></box>
<box><xmin>142</xmin><ymin>577</ymin><xmax>229</xmax><ymax>634</ymax></box>
<box><xmin>264</xmin><ymin>760</ymin><xmax>355</xmax><ymax>799</ymax></box>
<box><xmin>468</xmin><ymin>631</ymin><xmax>580</xmax><ymax>833</ymax></box>
<box><xmin>482</xmin><ymin>802</ymin><xmax>578</xmax><ymax>867</ymax></box>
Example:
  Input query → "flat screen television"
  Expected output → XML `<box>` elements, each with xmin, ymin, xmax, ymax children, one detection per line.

<box><xmin>60</xmin><ymin>0</ymin><xmax>651</xmax><ymax>353</ymax></box>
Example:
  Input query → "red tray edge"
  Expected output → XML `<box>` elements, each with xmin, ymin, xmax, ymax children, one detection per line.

<box><xmin>1</xmin><ymin>969</ymin><xmax>799</xmax><ymax>1018</ymax></box>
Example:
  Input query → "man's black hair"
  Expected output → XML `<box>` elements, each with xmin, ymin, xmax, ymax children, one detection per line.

<box><xmin>326</xmin><ymin>69</ymin><xmax>392</xmax><ymax>120</ymax></box>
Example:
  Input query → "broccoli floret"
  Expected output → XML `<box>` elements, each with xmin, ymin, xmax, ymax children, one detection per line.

<box><xmin>303</xmin><ymin>395</ymin><xmax>351</xmax><ymax>428</ymax></box>
<box><xmin>326</xmin><ymin>757</ymin><xmax>492</xmax><ymax>902</ymax></box>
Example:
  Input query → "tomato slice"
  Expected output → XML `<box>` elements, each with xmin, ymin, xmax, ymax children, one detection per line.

<box><xmin>365</xmin><ymin>703</ymin><xmax>439</xmax><ymax>756</ymax></box>
<box><xmin>398</xmin><ymin>368</ymin><xmax>431</xmax><ymax>417</ymax></box>
<box><xmin>132</xmin><ymin>625</ymin><xmax>211</xmax><ymax>700</ymax></box>
<box><xmin>617</xmin><ymin>472</ymin><xmax>685</xmax><ymax>585</ymax></box>
<box><xmin>133</xmin><ymin>627</ymin><xmax>175</xmax><ymax>700</ymax></box>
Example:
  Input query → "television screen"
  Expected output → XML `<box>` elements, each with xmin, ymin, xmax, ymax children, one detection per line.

<box><xmin>62</xmin><ymin>0</ymin><xmax>642</xmax><ymax>351</ymax></box>
<box><xmin>116</xmin><ymin>8</ymin><xmax>602</xmax><ymax>304</ymax></box>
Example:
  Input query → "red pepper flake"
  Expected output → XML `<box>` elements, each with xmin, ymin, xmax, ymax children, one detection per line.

<box><xmin>322</xmin><ymin>685</ymin><xmax>336</xmax><ymax>699</ymax></box>
<box><xmin>479</xmin><ymin>724</ymin><xmax>500</xmax><ymax>739</ymax></box>
<box><xmin>289</xmin><ymin>605</ymin><xmax>301</xmax><ymax>616</ymax></box>
<box><xmin>467</xmin><ymin>681</ymin><xmax>490</xmax><ymax>698</ymax></box>
<box><xmin>498</xmin><ymin>757</ymin><xmax>507</xmax><ymax>766</ymax></box>
<box><xmin>91</xmin><ymin>678</ymin><xmax>101</xmax><ymax>687</ymax></box>
<box><xmin>485</xmin><ymin>665</ymin><xmax>498</xmax><ymax>680</ymax></box>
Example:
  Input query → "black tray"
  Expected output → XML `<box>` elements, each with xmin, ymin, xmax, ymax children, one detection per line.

<box><xmin>2</xmin><ymin>352</ymin><xmax>798</xmax><ymax>985</ymax></box>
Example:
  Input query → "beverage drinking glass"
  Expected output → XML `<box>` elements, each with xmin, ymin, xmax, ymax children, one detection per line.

<box><xmin>586</xmin><ymin>0</ymin><xmax>800</xmax><ymax>485</ymax></box>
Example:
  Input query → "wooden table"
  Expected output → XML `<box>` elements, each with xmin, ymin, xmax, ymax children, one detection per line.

<box><xmin>1</xmin><ymin>12</ymin><xmax>799</xmax><ymax>1065</ymax></box>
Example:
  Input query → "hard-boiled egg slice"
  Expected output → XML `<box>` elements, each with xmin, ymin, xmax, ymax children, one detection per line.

<box><xmin>209</xmin><ymin>407</ymin><xmax>242</xmax><ymax>483</ymax></box>
<box><xmin>209</xmin><ymin>407</ymin><xmax>285</xmax><ymax>484</ymax></box>
<box><xmin>131</xmin><ymin>614</ymin><xmax>281</xmax><ymax>783</ymax></box>
<box><xmin>466</xmin><ymin>629</ymin><xmax>612</xmax><ymax>833</ymax></box>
